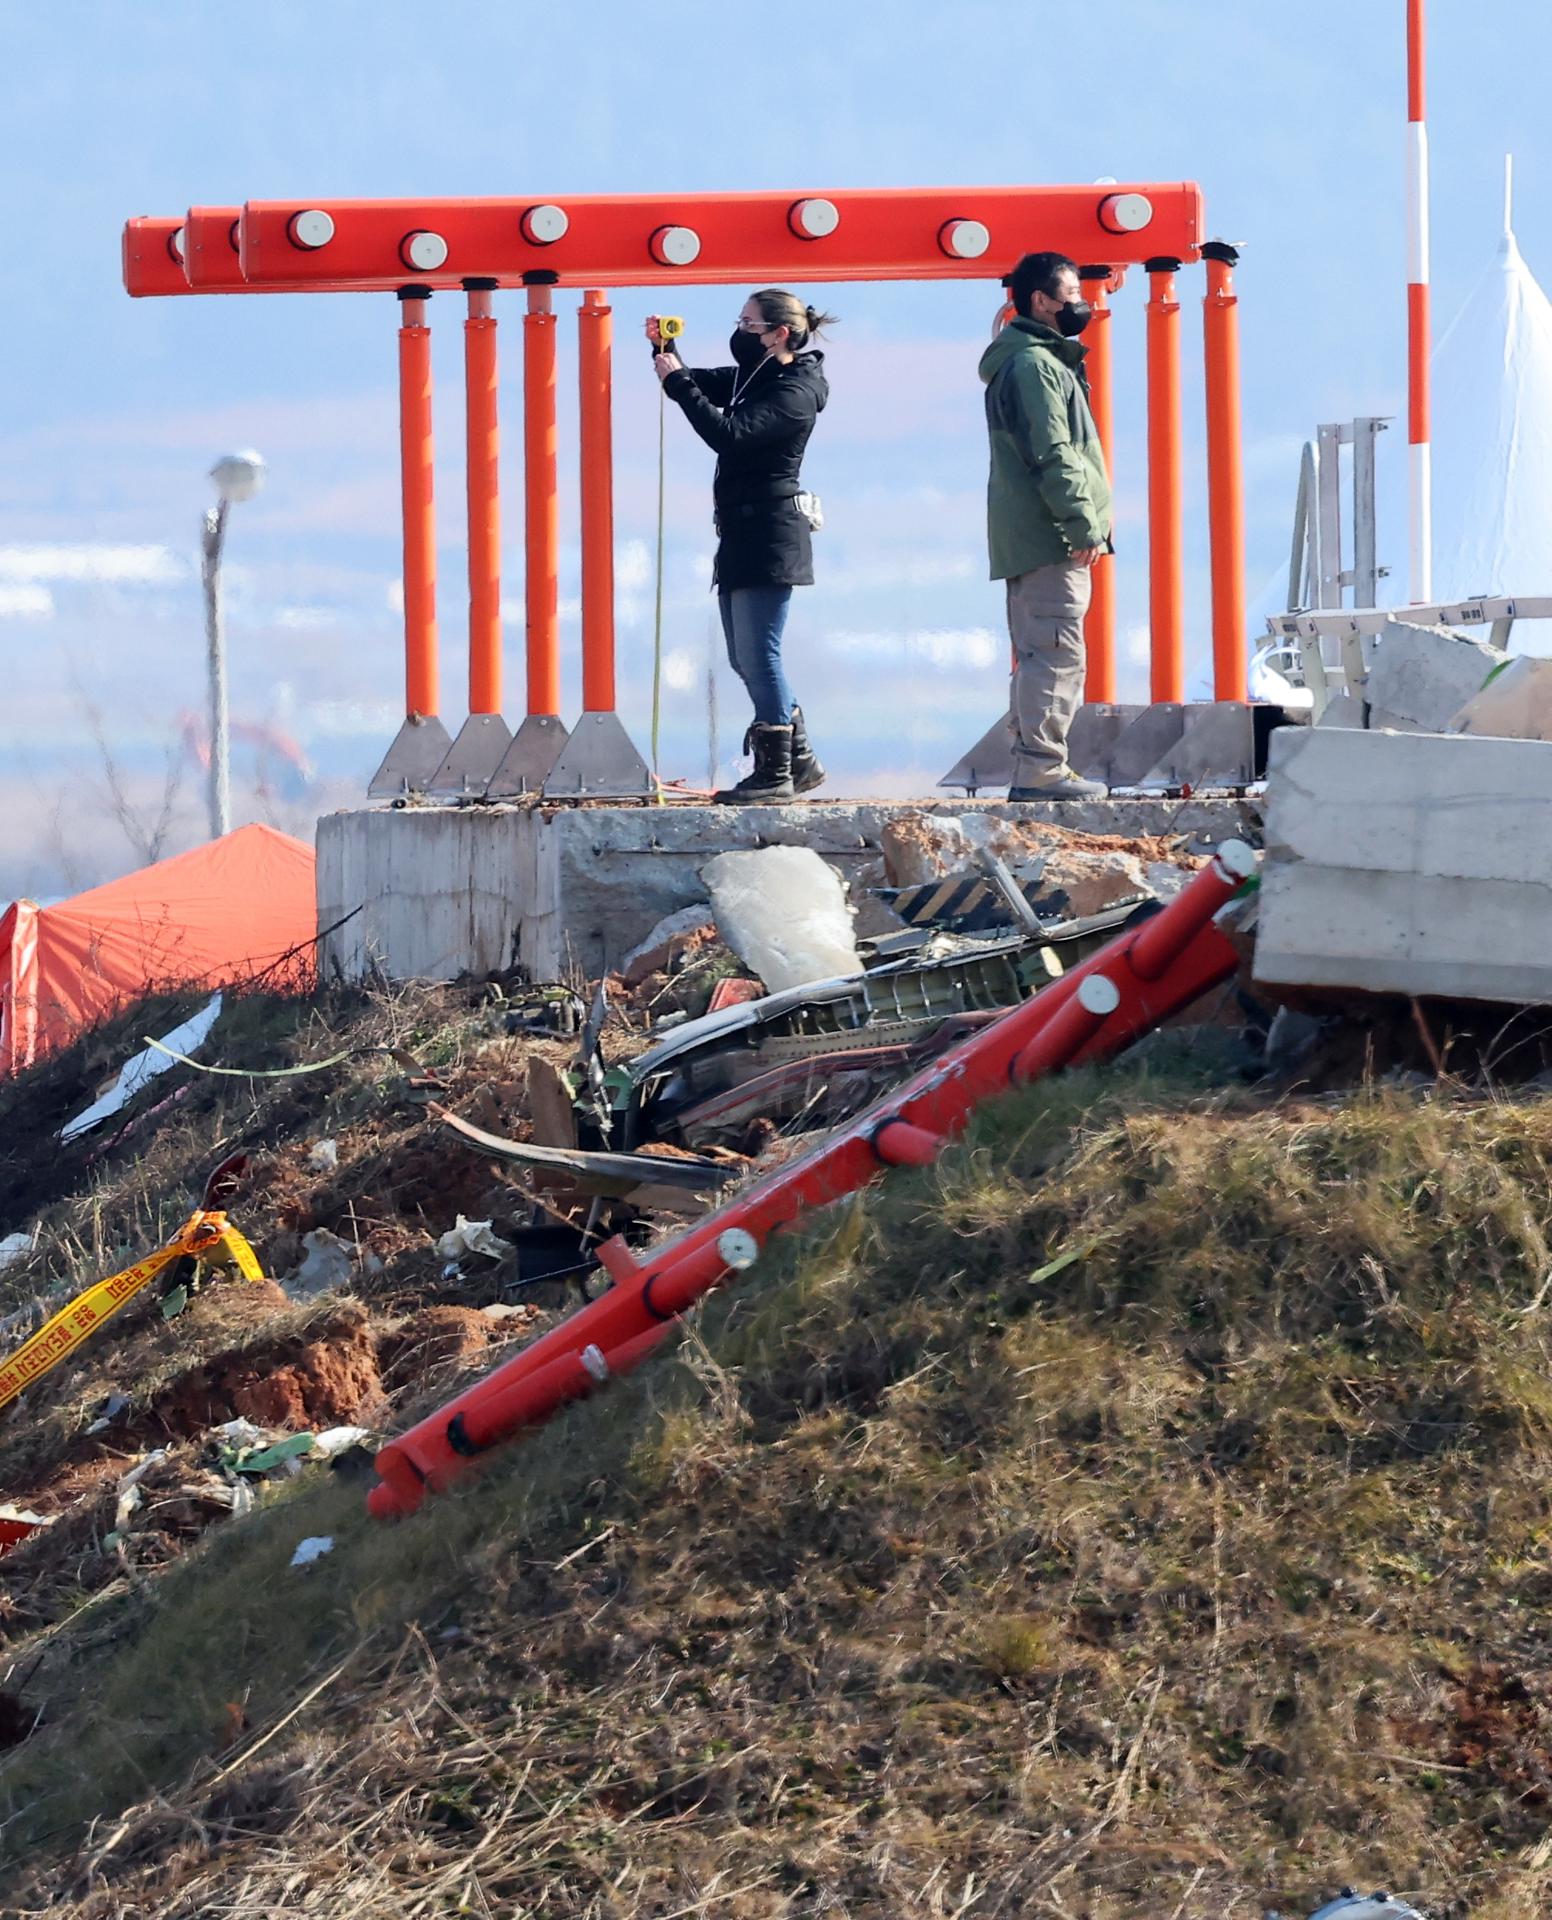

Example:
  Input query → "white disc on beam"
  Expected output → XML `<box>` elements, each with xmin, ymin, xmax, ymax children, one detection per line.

<box><xmin>401</xmin><ymin>230</ymin><xmax>449</xmax><ymax>271</ymax></box>
<box><xmin>650</xmin><ymin>225</ymin><xmax>702</xmax><ymax>267</ymax></box>
<box><xmin>288</xmin><ymin>208</ymin><xmax>335</xmax><ymax>249</ymax></box>
<box><xmin>940</xmin><ymin>218</ymin><xmax>991</xmax><ymax>260</ymax></box>
<box><xmin>1077</xmin><ymin>974</ymin><xmax>1122</xmax><ymax>1016</ymax></box>
<box><xmin>168</xmin><ymin>225</ymin><xmax>185</xmax><ymax>263</ymax></box>
<box><xmin>717</xmin><ymin>1228</ymin><xmax>760</xmax><ymax>1271</ymax></box>
<box><xmin>790</xmin><ymin>197</ymin><xmax>840</xmax><ymax>239</ymax></box>
<box><xmin>522</xmin><ymin>203</ymin><xmax>569</xmax><ymax>244</ymax></box>
<box><xmin>1099</xmin><ymin>192</ymin><xmax>1154</xmax><ymax>234</ymax></box>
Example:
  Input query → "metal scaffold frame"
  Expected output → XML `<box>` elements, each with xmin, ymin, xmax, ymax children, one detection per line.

<box><xmin>122</xmin><ymin>181</ymin><xmax>1252</xmax><ymax>799</ymax></box>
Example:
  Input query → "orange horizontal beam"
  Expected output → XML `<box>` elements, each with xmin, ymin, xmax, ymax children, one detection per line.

<box><xmin>125</xmin><ymin>213</ymin><xmax>323</xmax><ymax>297</ymax></box>
<box><xmin>124</xmin><ymin>184</ymin><xmax>1204</xmax><ymax>297</ymax></box>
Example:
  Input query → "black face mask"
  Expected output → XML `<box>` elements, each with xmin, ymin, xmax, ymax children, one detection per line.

<box><xmin>1052</xmin><ymin>298</ymin><xmax>1092</xmax><ymax>338</ymax></box>
<box><xmin>730</xmin><ymin>329</ymin><xmax>771</xmax><ymax>369</ymax></box>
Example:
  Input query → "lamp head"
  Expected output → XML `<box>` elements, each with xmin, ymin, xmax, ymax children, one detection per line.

<box><xmin>210</xmin><ymin>450</ymin><xmax>267</xmax><ymax>504</ymax></box>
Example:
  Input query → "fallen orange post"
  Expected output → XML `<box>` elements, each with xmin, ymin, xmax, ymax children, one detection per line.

<box><xmin>368</xmin><ymin>845</ymin><xmax>1256</xmax><ymax>1520</ymax></box>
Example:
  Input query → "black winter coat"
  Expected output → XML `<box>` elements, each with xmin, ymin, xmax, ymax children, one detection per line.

<box><xmin>662</xmin><ymin>350</ymin><xmax>828</xmax><ymax>590</ymax></box>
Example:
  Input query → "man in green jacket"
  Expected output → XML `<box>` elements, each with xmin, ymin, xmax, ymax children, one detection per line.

<box><xmin>980</xmin><ymin>251</ymin><xmax>1113</xmax><ymax>800</ymax></box>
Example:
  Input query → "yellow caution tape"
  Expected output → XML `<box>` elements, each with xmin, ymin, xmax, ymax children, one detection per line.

<box><xmin>0</xmin><ymin>1210</ymin><xmax>262</xmax><ymax>1415</ymax></box>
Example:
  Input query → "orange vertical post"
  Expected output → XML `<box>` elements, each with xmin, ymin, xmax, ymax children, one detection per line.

<box><xmin>578</xmin><ymin>289</ymin><xmax>616</xmax><ymax>713</ymax></box>
<box><xmin>1078</xmin><ymin>264</ymin><xmax>1116</xmax><ymax>702</ymax></box>
<box><xmin>1145</xmin><ymin>257</ymin><xmax>1185</xmax><ymax>704</ymax></box>
<box><xmin>463</xmin><ymin>280</ymin><xmax>501</xmax><ymax>716</ymax></box>
<box><xmin>398</xmin><ymin>287</ymin><xmax>439</xmax><ymax>718</ymax></box>
<box><xmin>523</xmin><ymin>280</ymin><xmax>561</xmax><ymax>719</ymax></box>
<box><xmin>1201</xmin><ymin>242</ymin><xmax>1248</xmax><ymax>702</ymax></box>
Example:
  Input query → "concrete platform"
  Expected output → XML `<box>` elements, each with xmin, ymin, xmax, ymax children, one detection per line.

<box><xmin>317</xmin><ymin>795</ymin><xmax>1260</xmax><ymax>986</ymax></box>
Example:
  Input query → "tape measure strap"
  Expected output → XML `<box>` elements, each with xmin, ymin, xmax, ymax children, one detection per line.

<box><xmin>0</xmin><ymin>1242</ymin><xmax>186</xmax><ymax>1414</ymax></box>
<box><xmin>0</xmin><ymin>1209</ymin><xmax>264</xmax><ymax>1416</ymax></box>
<box><xmin>651</xmin><ymin>383</ymin><xmax>666</xmax><ymax>780</ymax></box>
<box><xmin>216</xmin><ymin>1226</ymin><xmax>264</xmax><ymax>1283</ymax></box>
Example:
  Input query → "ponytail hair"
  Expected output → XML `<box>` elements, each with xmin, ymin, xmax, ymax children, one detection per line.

<box><xmin>750</xmin><ymin>287</ymin><xmax>839</xmax><ymax>348</ymax></box>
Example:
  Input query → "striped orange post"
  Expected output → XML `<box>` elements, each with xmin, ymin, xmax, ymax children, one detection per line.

<box><xmin>1201</xmin><ymin>243</ymin><xmax>1247</xmax><ymax>701</ymax></box>
<box><xmin>1145</xmin><ymin>257</ymin><xmax>1185</xmax><ymax>704</ymax></box>
<box><xmin>1406</xmin><ymin>0</ymin><xmax>1432</xmax><ymax>600</ymax></box>
<box><xmin>397</xmin><ymin>287</ymin><xmax>439</xmax><ymax>718</ymax></box>
<box><xmin>463</xmin><ymin>281</ymin><xmax>501</xmax><ymax>716</ymax></box>
<box><xmin>523</xmin><ymin>281</ymin><xmax>561</xmax><ymax>720</ymax></box>
<box><xmin>1078</xmin><ymin>264</ymin><xmax>1116</xmax><ymax>702</ymax></box>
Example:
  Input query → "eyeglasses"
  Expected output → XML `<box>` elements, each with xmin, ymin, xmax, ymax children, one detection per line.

<box><xmin>735</xmin><ymin>317</ymin><xmax>771</xmax><ymax>333</ymax></box>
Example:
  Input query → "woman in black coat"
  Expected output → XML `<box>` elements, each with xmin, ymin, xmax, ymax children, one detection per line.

<box><xmin>649</xmin><ymin>288</ymin><xmax>835</xmax><ymax>803</ymax></box>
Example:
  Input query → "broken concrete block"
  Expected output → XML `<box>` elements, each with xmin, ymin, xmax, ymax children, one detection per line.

<box><xmin>1448</xmin><ymin>653</ymin><xmax>1552</xmax><ymax>740</ymax></box>
<box><xmin>1314</xmin><ymin>692</ymin><xmax>1368</xmax><ymax>729</ymax></box>
<box><xmin>701</xmin><ymin>846</ymin><xmax>863</xmax><ymax>991</ymax></box>
<box><xmin>1029</xmin><ymin>846</ymin><xmax>1156</xmax><ymax>917</ymax></box>
<box><xmin>1254</xmin><ymin>727</ymin><xmax>1552</xmax><ymax>1004</ymax></box>
<box><xmin>618</xmin><ymin>906</ymin><xmax>715</xmax><ymax>981</ymax></box>
<box><xmin>1364</xmin><ymin>620</ymin><xmax>1504</xmax><ymax>734</ymax></box>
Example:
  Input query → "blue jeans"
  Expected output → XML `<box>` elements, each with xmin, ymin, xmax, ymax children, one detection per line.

<box><xmin>719</xmin><ymin>586</ymin><xmax>794</xmax><ymax>726</ymax></box>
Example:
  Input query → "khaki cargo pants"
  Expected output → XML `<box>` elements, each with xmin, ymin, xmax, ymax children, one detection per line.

<box><xmin>1005</xmin><ymin>560</ymin><xmax>1091</xmax><ymax>788</ymax></box>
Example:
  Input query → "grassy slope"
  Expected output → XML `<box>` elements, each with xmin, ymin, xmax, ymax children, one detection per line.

<box><xmin>10</xmin><ymin>1050</ymin><xmax>1552</xmax><ymax>1916</ymax></box>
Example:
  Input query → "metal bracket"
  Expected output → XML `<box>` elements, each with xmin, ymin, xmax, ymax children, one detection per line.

<box><xmin>939</xmin><ymin>701</ymin><xmax>1259</xmax><ymax>793</ymax></box>
<box><xmin>935</xmin><ymin>708</ymin><xmax>1014</xmax><ymax>796</ymax></box>
<box><xmin>486</xmin><ymin>713</ymin><xmax>569</xmax><ymax>798</ymax></box>
<box><xmin>543</xmin><ymin>710</ymin><xmax>654</xmax><ymax>800</ymax></box>
<box><xmin>367</xmin><ymin>713</ymin><xmax>454</xmax><ymax>800</ymax></box>
<box><xmin>426</xmin><ymin>712</ymin><xmax>514</xmax><ymax>799</ymax></box>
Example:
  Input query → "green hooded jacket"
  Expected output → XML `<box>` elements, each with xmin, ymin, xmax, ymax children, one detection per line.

<box><xmin>979</xmin><ymin>317</ymin><xmax>1113</xmax><ymax>580</ymax></box>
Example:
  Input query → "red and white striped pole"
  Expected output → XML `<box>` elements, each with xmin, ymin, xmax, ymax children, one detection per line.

<box><xmin>1406</xmin><ymin>0</ymin><xmax>1432</xmax><ymax>602</ymax></box>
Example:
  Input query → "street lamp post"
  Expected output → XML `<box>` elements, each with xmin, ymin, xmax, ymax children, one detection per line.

<box><xmin>201</xmin><ymin>450</ymin><xmax>266</xmax><ymax>839</ymax></box>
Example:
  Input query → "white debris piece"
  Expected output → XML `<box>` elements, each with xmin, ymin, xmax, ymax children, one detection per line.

<box><xmin>282</xmin><ymin>1228</ymin><xmax>357</xmax><ymax>1300</ymax></box>
<box><xmin>290</xmin><ymin>1535</ymin><xmax>335</xmax><ymax>1568</ymax></box>
<box><xmin>435</xmin><ymin>1217</ymin><xmax>514</xmax><ymax>1263</ymax></box>
<box><xmin>306</xmin><ymin>1138</ymin><xmax>340</xmax><ymax>1173</ymax></box>
<box><xmin>701</xmin><ymin>846</ymin><xmax>862</xmax><ymax>992</ymax></box>
<box><xmin>114</xmin><ymin>1450</ymin><xmax>169</xmax><ymax>1531</ymax></box>
<box><xmin>60</xmin><ymin>993</ymin><xmax>223</xmax><ymax>1143</ymax></box>
<box><xmin>0</xmin><ymin>1230</ymin><xmax>34</xmax><ymax>1272</ymax></box>
<box><xmin>311</xmin><ymin>1425</ymin><xmax>373</xmax><ymax>1458</ymax></box>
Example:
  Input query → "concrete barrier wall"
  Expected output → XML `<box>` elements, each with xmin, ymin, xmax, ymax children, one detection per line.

<box><xmin>1255</xmin><ymin>728</ymin><xmax>1552</xmax><ymax>1003</ymax></box>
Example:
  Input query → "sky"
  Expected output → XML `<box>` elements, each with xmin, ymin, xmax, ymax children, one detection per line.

<box><xmin>2</xmin><ymin>0</ymin><xmax>1550</xmax><ymax>900</ymax></box>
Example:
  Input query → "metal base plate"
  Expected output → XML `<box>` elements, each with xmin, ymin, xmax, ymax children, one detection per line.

<box><xmin>486</xmin><ymin>713</ymin><xmax>569</xmax><ymax>798</ymax></box>
<box><xmin>543</xmin><ymin>711</ymin><xmax>654</xmax><ymax>800</ymax></box>
<box><xmin>367</xmin><ymin>714</ymin><xmax>455</xmax><ymax>799</ymax></box>
<box><xmin>938</xmin><ymin>702</ymin><xmax>1259</xmax><ymax>792</ymax></box>
<box><xmin>426</xmin><ymin>712</ymin><xmax>514</xmax><ymax>798</ymax></box>
<box><xmin>936</xmin><ymin>709</ymin><xmax>1015</xmax><ymax>794</ymax></box>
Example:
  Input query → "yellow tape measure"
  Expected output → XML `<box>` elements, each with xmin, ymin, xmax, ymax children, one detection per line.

<box><xmin>658</xmin><ymin>315</ymin><xmax>685</xmax><ymax>342</ymax></box>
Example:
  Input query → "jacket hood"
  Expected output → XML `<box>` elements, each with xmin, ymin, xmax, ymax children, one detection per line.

<box><xmin>782</xmin><ymin>349</ymin><xmax>828</xmax><ymax>411</ymax></box>
<box><xmin>978</xmin><ymin>318</ymin><xmax>1087</xmax><ymax>386</ymax></box>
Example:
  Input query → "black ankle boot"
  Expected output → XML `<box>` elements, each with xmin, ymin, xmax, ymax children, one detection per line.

<box><xmin>714</xmin><ymin>723</ymin><xmax>795</xmax><ymax>804</ymax></box>
<box><xmin>789</xmin><ymin>705</ymin><xmax>825</xmax><ymax>794</ymax></box>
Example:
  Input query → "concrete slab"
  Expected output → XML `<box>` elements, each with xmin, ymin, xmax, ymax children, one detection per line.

<box><xmin>318</xmin><ymin>794</ymin><xmax>1259</xmax><ymax>986</ymax></box>
<box><xmin>1450</xmin><ymin>653</ymin><xmax>1552</xmax><ymax>740</ymax></box>
<box><xmin>1254</xmin><ymin>728</ymin><xmax>1552</xmax><ymax>1003</ymax></box>
<box><xmin>1364</xmin><ymin>620</ymin><xmax>1503</xmax><ymax>734</ymax></box>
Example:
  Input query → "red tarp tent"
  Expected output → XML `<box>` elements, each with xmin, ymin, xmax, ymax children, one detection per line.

<box><xmin>0</xmin><ymin>824</ymin><xmax>316</xmax><ymax>1075</ymax></box>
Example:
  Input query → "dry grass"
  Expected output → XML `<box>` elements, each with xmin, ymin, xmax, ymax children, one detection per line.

<box><xmin>10</xmin><ymin>1047</ymin><xmax>1552</xmax><ymax>1913</ymax></box>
